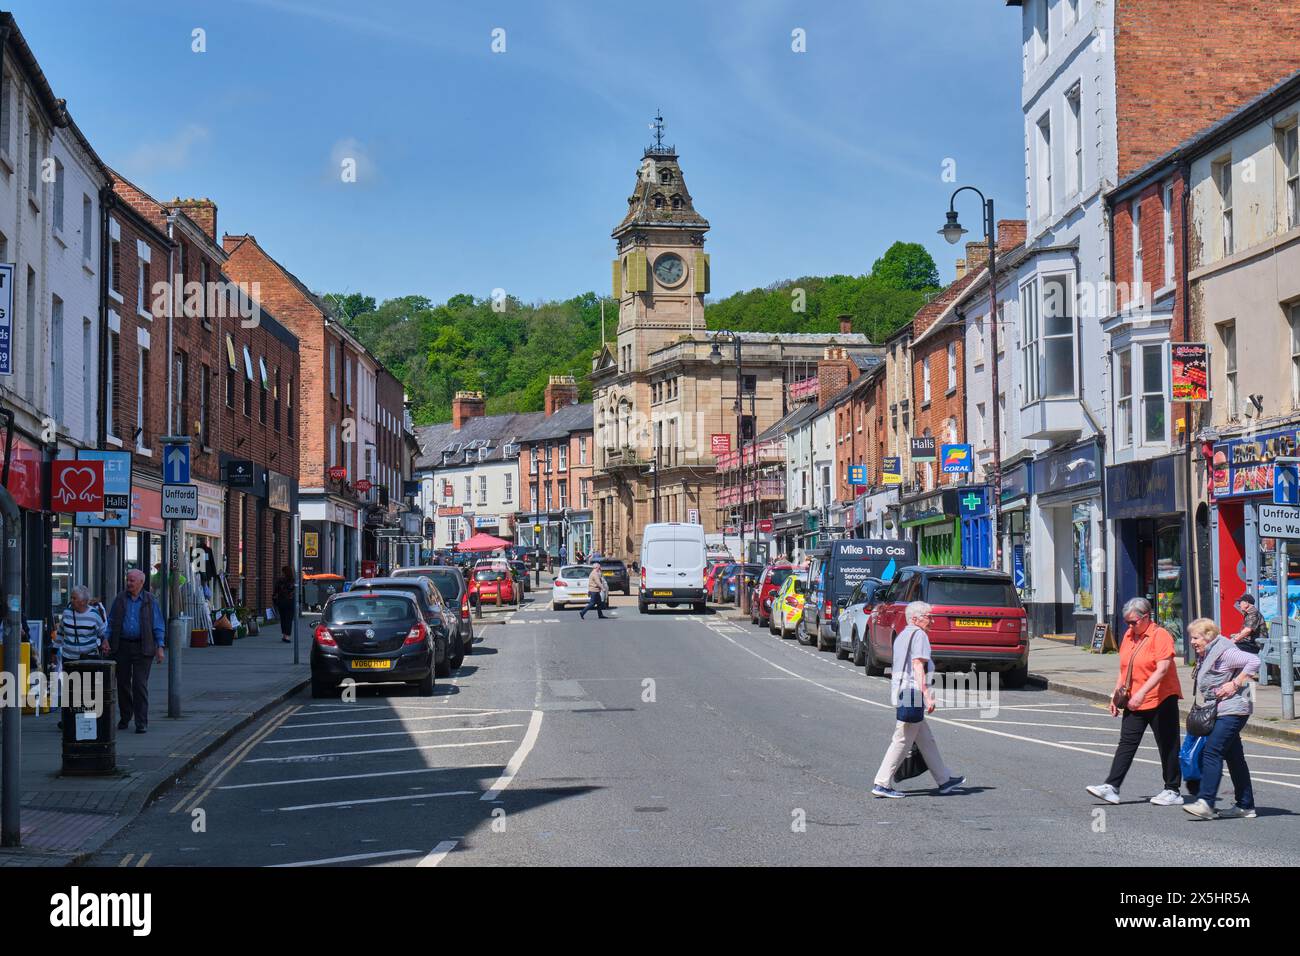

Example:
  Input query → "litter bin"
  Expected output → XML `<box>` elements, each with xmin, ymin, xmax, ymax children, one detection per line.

<box><xmin>61</xmin><ymin>658</ymin><xmax>116</xmax><ymax>775</ymax></box>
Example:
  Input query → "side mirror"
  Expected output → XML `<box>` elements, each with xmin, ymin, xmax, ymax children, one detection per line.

<box><xmin>836</xmin><ymin>598</ymin><xmax>850</xmax><ymax>609</ymax></box>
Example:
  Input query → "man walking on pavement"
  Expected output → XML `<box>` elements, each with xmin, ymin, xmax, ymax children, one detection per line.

<box><xmin>107</xmin><ymin>569</ymin><xmax>165</xmax><ymax>733</ymax></box>
<box><xmin>579</xmin><ymin>562</ymin><xmax>610</xmax><ymax>620</ymax></box>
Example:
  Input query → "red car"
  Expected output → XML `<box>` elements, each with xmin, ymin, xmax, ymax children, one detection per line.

<box><xmin>749</xmin><ymin>563</ymin><xmax>796</xmax><ymax>626</ymax></box>
<box><xmin>866</xmin><ymin>566</ymin><xmax>1028</xmax><ymax>687</ymax></box>
<box><xmin>703</xmin><ymin>559</ymin><xmax>733</xmax><ymax>599</ymax></box>
<box><xmin>469</xmin><ymin>567</ymin><xmax>518</xmax><ymax>606</ymax></box>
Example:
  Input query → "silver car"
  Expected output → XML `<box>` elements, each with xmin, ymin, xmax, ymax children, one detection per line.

<box><xmin>835</xmin><ymin>578</ymin><xmax>887</xmax><ymax>667</ymax></box>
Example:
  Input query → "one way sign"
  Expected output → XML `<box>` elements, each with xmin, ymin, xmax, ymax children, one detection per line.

<box><xmin>163</xmin><ymin>442</ymin><xmax>190</xmax><ymax>485</ymax></box>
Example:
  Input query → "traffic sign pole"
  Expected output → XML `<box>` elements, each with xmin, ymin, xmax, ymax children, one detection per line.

<box><xmin>161</xmin><ymin>436</ymin><xmax>192</xmax><ymax>719</ymax></box>
<box><xmin>1274</xmin><ymin>459</ymin><xmax>1300</xmax><ymax>719</ymax></box>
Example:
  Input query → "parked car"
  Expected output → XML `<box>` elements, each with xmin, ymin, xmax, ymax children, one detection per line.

<box><xmin>353</xmin><ymin>576</ymin><xmax>458</xmax><ymax>674</ymax></box>
<box><xmin>802</xmin><ymin>539</ymin><xmax>918</xmax><ymax>651</ymax></box>
<box><xmin>769</xmin><ymin>573</ymin><xmax>809</xmax><ymax>638</ymax></box>
<box><xmin>551</xmin><ymin>564</ymin><xmax>595</xmax><ymax>610</ymax></box>
<box><xmin>834</xmin><ymin>577</ymin><xmax>888</xmax><ymax>665</ymax></box>
<box><xmin>509</xmin><ymin>560</ymin><xmax>531</xmax><ymax>592</ymax></box>
<box><xmin>704</xmin><ymin>559</ymin><xmax>732</xmax><ymax>598</ymax></box>
<box><xmin>867</xmin><ymin>566</ymin><xmax>1029</xmax><ymax>687</ymax></box>
<box><xmin>709</xmin><ymin>563</ymin><xmax>738</xmax><ymax>603</ymax></box>
<box><xmin>638</xmin><ymin>522</ymin><xmax>708</xmax><ymax>613</ymax></box>
<box><xmin>311</xmin><ymin>590</ymin><xmax>440</xmax><ymax>698</ymax></box>
<box><xmin>597</xmin><ymin>558</ymin><xmax>630</xmax><ymax>595</ymax></box>
<box><xmin>469</xmin><ymin>567</ymin><xmax>518</xmax><ymax>606</ymax></box>
<box><xmin>750</xmin><ymin>563</ymin><xmax>796</xmax><ymax>626</ymax></box>
<box><xmin>392</xmin><ymin>565</ymin><xmax>474</xmax><ymax>659</ymax></box>
<box><xmin>724</xmin><ymin>563</ymin><xmax>763</xmax><ymax>602</ymax></box>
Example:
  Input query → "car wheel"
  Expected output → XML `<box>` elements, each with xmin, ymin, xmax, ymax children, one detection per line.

<box><xmin>435</xmin><ymin>648</ymin><xmax>451</xmax><ymax>678</ymax></box>
<box><xmin>692</xmin><ymin>601</ymin><xmax>705</xmax><ymax>613</ymax></box>
<box><xmin>1003</xmin><ymin>660</ymin><xmax>1029</xmax><ymax>689</ymax></box>
<box><xmin>852</xmin><ymin>631</ymin><xmax>867</xmax><ymax>667</ymax></box>
<box><xmin>638</xmin><ymin>599</ymin><xmax>648</xmax><ymax>614</ymax></box>
<box><xmin>865</xmin><ymin>635</ymin><xmax>887</xmax><ymax>677</ymax></box>
<box><xmin>553</xmin><ymin>602</ymin><xmax>563</xmax><ymax>611</ymax></box>
<box><xmin>463</xmin><ymin>628</ymin><xmax>473</xmax><ymax>655</ymax></box>
<box><xmin>450</xmin><ymin>631</ymin><xmax>465</xmax><ymax>670</ymax></box>
<box><xmin>310</xmin><ymin>676</ymin><xmax>335</xmax><ymax>699</ymax></box>
<box><xmin>817</xmin><ymin>630</ymin><xmax>834</xmax><ymax>652</ymax></box>
<box><xmin>769</xmin><ymin>617</ymin><xmax>779</xmax><ymax>636</ymax></box>
<box><xmin>835</xmin><ymin>638</ymin><xmax>850</xmax><ymax>660</ymax></box>
<box><xmin>416</xmin><ymin>669</ymin><xmax>435</xmax><ymax>696</ymax></box>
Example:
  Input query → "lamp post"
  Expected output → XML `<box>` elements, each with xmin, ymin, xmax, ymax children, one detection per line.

<box><xmin>940</xmin><ymin>187</ymin><xmax>1002</xmax><ymax>571</ymax></box>
<box><xmin>711</xmin><ymin>333</ymin><xmax>749</xmax><ymax>613</ymax></box>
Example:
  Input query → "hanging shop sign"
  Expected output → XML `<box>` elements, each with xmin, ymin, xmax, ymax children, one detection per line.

<box><xmin>957</xmin><ymin>486</ymin><xmax>988</xmax><ymax>519</ymax></box>
<box><xmin>328</xmin><ymin>465</ymin><xmax>348</xmax><ymax>482</ymax></box>
<box><xmin>999</xmin><ymin>461</ymin><xmax>1033</xmax><ymax>505</ymax></box>
<box><xmin>226</xmin><ymin>459</ymin><xmax>255</xmax><ymax>487</ymax></box>
<box><xmin>881</xmin><ymin>457</ymin><xmax>902</xmax><ymax>485</ymax></box>
<box><xmin>1211</xmin><ymin>425</ymin><xmax>1300</xmax><ymax>499</ymax></box>
<box><xmin>355</xmin><ymin>479</ymin><xmax>373</xmax><ymax>494</ymax></box>
<box><xmin>940</xmin><ymin>444</ymin><xmax>974</xmax><ymax>475</ymax></box>
<box><xmin>0</xmin><ymin>263</ymin><xmax>13</xmax><ymax>376</ymax></box>
<box><xmin>268</xmin><ymin>470</ymin><xmax>293</xmax><ymax>513</ymax></box>
<box><xmin>1170</xmin><ymin>343</ymin><xmax>1209</xmax><ymax>402</ymax></box>
<box><xmin>1033</xmin><ymin>439</ymin><xmax>1102</xmax><ymax>498</ymax></box>
<box><xmin>75</xmin><ymin>450</ymin><xmax>133</xmax><ymax>528</ymax></box>
<box><xmin>438</xmin><ymin>505</ymin><xmax>463</xmax><ymax>517</ymax></box>
<box><xmin>848</xmin><ymin>464</ymin><xmax>867</xmax><ymax>486</ymax></box>
<box><xmin>50</xmin><ymin>460</ymin><xmax>104</xmax><ymax>513</ymax></box>
<box><xmin>910</xmin><ymin>436</ymin><xmax>936</xmax><ymax>462</ymax></box>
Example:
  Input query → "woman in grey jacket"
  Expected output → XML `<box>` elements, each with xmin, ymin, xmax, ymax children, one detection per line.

<box><xmin>1183</xmin><ymin>618</ymin><xmax>1260</xmax><ymax>820</ymax></box>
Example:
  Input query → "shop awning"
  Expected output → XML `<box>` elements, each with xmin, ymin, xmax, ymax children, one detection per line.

<box><xmin>455</xmin><ymin>532</ymin><xmax>511</xmax><ymax>552</ymax></box>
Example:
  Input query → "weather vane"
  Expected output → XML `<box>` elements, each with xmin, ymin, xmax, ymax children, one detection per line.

<box><xmin>651</xmin><ymin>109</ymin><xmax>665</xmax><ymax>150</ymax></box>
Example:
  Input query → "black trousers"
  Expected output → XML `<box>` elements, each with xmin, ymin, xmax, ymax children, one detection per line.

<box><xmin>115</xmin><ymin>641</ymin><xmax>153</xmax><ymax>727</ymax></box>
<box><xmin>579</xmin><ymin>591</ymin><xmax>606</xmax><ymax>618</ymax></box>
<box><xmin>276</xmin><ymin>601</ymin><xmax>295</xmax><ymax>636</ymax></box>
<box><xmin>1104</xmin><ymin>693</ymin><xmax>1182</xmax><ymax>792</ymax></box>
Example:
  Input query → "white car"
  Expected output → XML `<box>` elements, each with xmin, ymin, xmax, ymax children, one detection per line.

<box><xmin>552</xmin><ymin>565</ymin><xmax>595</xmax><ymax>610</ymax></box>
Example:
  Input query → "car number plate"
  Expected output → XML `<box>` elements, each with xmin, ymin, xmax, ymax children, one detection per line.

<box><xmin>350</xmin><ymin>659</ymin><xmax>393</xmax><ymax>670</ymax></box>
<box><xmin>603</xmin><ymin>571</ymin><xmax>615</xmax><ymax>576</ymax></box>
<box><xmin>954</xmin><ymin>618</ymin><xmax>992</xmax><ymax>628</ymax></box>
<box><xmin>653</xmin><ymin>590</ymin><xmax>673</xmax><ymax>596</ymax></box>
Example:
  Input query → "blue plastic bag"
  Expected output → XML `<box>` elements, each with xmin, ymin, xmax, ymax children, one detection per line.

<box><xmin>1180</xmin><ymin>733</ymin><xmax>1207</xmax><ymax>782</ymax></box>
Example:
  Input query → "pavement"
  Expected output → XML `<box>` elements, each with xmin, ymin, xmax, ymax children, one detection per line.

<box><xmin>711</xmin><ymin>604</ymin><xmax>1300</xmax><ymax>744</ymax></box>
<box><xmin>74</xmin><ymin>592</ymin><xmax>1300</xmax><ymax>867</ymax></box>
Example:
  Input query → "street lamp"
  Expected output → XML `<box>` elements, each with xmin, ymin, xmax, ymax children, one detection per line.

<box><xmin>710</xmin><ymin>333</ymin><xmax>750</xmax><ymax>613</ymax></box>
<box><xmin>940</xmin><ymin>186</ymin><xmax>1002</xmax><ymax>571</ymax></box>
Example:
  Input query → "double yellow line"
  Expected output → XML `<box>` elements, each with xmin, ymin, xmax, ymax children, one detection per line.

<box><xmin>170</xmin><ymin>704</ymin><xmax>302</xmax><ymax>815</ymax></box>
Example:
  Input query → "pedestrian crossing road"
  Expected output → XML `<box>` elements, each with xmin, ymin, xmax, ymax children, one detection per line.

<box><xmin>91</xmin><ymin>594</ymin><xmax>1300</xmax><ymax>866</ymax></box>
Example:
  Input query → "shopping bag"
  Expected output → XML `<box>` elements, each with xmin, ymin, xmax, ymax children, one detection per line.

<box><xmin>1179</xmin><ymin>733</ymin><xmax>1207</xmax><ymax>783</ymax></box>
<box><xmin>895</xmin><ymin>745</ymin><xmax>928</xmax><ymax>781</ymax></box>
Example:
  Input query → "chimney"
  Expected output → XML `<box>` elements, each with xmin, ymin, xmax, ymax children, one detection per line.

<box><xmin>818</xmin><ymin>346</ymin><xmax>858</xmax><ymax>409</ymax></box>
<box><xmin>997</xmin><ymin>218</ymin><xmax>1027</xmax><ymax>252</ymax></box>
<box><xmin>838</xmin><ymin>314</ymin><xmax>853</xmax><ymax>335</ymax></box>
<box><xmin>955</xmin><ymin>258</ymin><xmax>967</xmax><ymax>280</ymax></box>
<box><xmin>965</xmin><ymin>240</ymin><xmax>990</xmax><ymax>276</ymax></box>
<box><xmin>171</xmin><ymin>198</ymin><xmax>218</xmax><ymax>242</ymax></box>
<box><xmin>544</xmin><ymin>375</ymin><xmax>579</xmax><ymax>416</ymax></box>
<box><xmin>451</xmin><ymin>390</ymin><xmax>485</xmax><ymax>430</ymax></box>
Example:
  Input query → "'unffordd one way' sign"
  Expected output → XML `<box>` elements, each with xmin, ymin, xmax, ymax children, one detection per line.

<box><xmin>1259</xmin><ymin>504</ymin><xmax>1300</xmax><ymax>540</ymax></box>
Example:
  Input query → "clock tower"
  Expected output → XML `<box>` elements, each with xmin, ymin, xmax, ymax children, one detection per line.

<box><xmin>610</xmin><ymin>112</ymin><xmax>710</xmax><ymax>374</ymax></box>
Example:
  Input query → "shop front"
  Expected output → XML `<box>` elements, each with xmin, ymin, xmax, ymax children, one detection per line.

<box><xmin>772</xmin><ymin>510</ymin><xmax>807</xmax><ymax>562</ymax></box>
<box><xmin>1209</xmin><ymin>423</ymin><xmax>1300</xmax><ymax>648</ymax></box>
<box><xmin>300</xmin><ymin>498</ymin><xmax>360</xmax><ymax>579</ymax></box>
<box><xmin>999</xmin><ymin>459</ymin><xmax>1034</xmax><ymax>597</ymax></box>
<box><xmin>852</xmin><ymin>487</ymin><xmax>901</xmax><ymax>540</ymax></box>
<box><xmin>1031</xmin><ymin>438</ymin><xmax>1103</xmax><ymax>646</ymax></box>
<box><xmin>1107</xmin><ymin>452</ymin><xmax>1189</xmax><ymax>653</ymax></box>
<box><xmin>900</xmin><ymin>489</ymin><xmax>961</xmax><ymax>566</ymax></box>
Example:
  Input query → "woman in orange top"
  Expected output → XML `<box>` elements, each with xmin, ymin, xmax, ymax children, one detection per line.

<box><xmin>1086</xmin><ymin>597</ymin><xmax>1185</xmax><ymax>807</ymax></box>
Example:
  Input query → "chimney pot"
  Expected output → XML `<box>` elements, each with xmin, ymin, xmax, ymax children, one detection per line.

<box><xmin>451</xmin><ymin>390</ymin><xmax>486</xmax><ymax>431</ymax></box>
<box><xmin>838</xmin><ymin>314</ymin><xmax>853</xmax><ymax>335</ymax></box>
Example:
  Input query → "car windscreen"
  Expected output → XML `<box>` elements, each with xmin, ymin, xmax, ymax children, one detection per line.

<box><xmin>324</xmin><ymin>596</ymin><xmax>417</xmax><ymax>625</ymax></box>
<box><xmin>924</xmin><ymin>577</ymin><xmax>1020</xmax><ymax>608</ymax></box>
<box><xmin>475</xmin><ymin>570</ymin><xmax>505</xmax><ymax>582</ymax></box>
<box><xmin>560</xmin><ymin>566</ymin><xmax>593</xmax><ymax>580</ymax></box>
<box><xmin>768</xmin><ymin>568</ymin><xmax>793</xmax><ymax>588</ymax></box>
<box><xmin>395</xmin><ymin>570</ymin><xmax>462</xmax><ymax>602</ymax></box>
<box><xmin>599</xmin><ymin>560</ymin><xmax>626</xmax><ymax>570</ymax></box>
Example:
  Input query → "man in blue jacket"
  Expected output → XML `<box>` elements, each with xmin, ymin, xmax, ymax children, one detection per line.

<box><xmin>107</xmin><ymin>569</ymin><xmax>165</xmax><ymax>733</ymax></box>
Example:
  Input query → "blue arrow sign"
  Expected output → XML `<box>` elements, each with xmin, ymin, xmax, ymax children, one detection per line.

<box><xmin>1274</xmin><ymin>462</ymin><xmax>1300</xmax><ymax>506</ymax></box>
<box><xmin>164</xmin><ymin>443</ymin><xmax>190</xmax><ymax>485</ymax></box>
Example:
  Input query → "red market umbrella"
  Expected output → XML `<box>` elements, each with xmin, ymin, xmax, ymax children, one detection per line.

<box><xmin>455</xmin><ymin>532</ymin><xmax>511</xmax><ymax>553</ymax></box>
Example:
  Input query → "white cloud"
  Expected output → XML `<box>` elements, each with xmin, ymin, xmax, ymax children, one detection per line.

<box><xmin>121</xmin><ymin>124</ymin><xmax>210</xmax><ymax>176</ymax></box>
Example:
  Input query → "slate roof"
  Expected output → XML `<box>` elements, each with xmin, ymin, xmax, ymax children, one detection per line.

<box><xmin>519</xmin><ymin>402</ymin><xmax>594</xmax><ymax>442</ymax></box>
<box><xmin>414</xmin><ymin>411</ymin><xmax>547</xmax><ymax>470</ymax></box>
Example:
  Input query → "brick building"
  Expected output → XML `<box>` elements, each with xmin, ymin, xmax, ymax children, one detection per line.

<box><xmin>517</xmin><ymin>377</ymin><xmax>595</xmax><ymax>559</ymax></box>
<box><xmin>105</xmin><ymin>179</ymin><xmax>301</xmax><ymax>613</ymax></box>
<box><xmin>222</xmin><ymin>232</ymin><xmax>406</xmax><ymax>579</ymax></box>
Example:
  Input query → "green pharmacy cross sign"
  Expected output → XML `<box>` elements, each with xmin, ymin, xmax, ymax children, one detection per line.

<box><xmin>958</xmin><ymin>488</ymin><xmax>988</xmax><ymax>518</ymax></box>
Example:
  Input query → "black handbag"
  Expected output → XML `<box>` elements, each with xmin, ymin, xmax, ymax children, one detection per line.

<box><xmin>895</xmin><ymin>630</ymin><xmax>925</xmax><ymax>722</ymax></box>
<box><xmin>896</xmin><ymin>745</ymin><xmax>928</xmax><ymax>781</ymax></box>
<box><xmin>1186</xmin><ymin>654</ymin><xmax>1221</xmax><ymax>737</ymax></box>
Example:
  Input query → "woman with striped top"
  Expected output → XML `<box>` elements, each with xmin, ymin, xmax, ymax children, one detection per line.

<box><xmin>56</xmin><ymin>585</ymin><xmax>110</xmax><ymax>661</ymax></box>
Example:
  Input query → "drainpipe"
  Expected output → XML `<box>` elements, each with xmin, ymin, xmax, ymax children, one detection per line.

<box><xmin>97</xmin><ymin>187</ymin><xmax>113</xmax><ymax>601</ymax></box>
<box><xmin>1179</xmin><ymin>161</ymin><xmax>1198</xmax><ymax>659</ymax></box>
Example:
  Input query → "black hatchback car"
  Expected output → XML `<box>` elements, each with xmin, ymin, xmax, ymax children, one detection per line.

<box><xmin>392</xmin><ymin>566</ymin><xmax>474</xmax><ymax>659</ymax></box>
<box><xmin>357</xmin><ymin>576</ymin><xmax>458</xmax><ymax>674</ymax></box>
<box><xmin>312</xmin><ymin>591</ymin><xmax>441</xmax><ymax>698</ymax></box>
<box><xmin>598</xmin><ymin>558</ymin><xmax>630</xmax><ymax>595</ymax></box>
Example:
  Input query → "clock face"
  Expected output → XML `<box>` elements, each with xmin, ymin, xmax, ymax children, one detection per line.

<box><xmin>654</xmin><ymin>253</ymin><xmax>685</xmax><ymax>286</ymax></box>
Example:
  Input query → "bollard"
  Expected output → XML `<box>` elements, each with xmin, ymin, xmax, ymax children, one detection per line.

<box><xmin>168</xmin><ymin>616</ymin><xmax>187</xmax><ymax>718</ymax></box>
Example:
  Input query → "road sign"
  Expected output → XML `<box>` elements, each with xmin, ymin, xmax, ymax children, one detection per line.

<box><xmin>1260</xmin><ymin>504</ymin><xmax>1300</xmax><ymax>539</ymax></box>
<box><xmin>940</xmin><ymin>444</ymin><xmax>974</xmax><ymax>474</ymax></box>
<box><xmin>1274</xmin><ymin>459</ymin><xmax>1300</xmax><ymax>505</ymax></box>
<box><xmin>161</xmin><ymin>484</ymin><xmax>199</xmax><ymax>520</ymax></box>
<box><xmin>163</xmin><ymin>443</ymin><xmax>190</xmax><ymax>484</ymax></box>
<box><xmin>227</xmin><ymin>459</ymin><xmax>255</xmax><ymax>487</ymax></box>
<box><xmin>687</xmin><ymin>508</ymin><xmax>700</xmax><ymax>524</ymax></box>
<box><xmin>51</xmin><ymin>460</ymin><xmax>104</xmax><ymax>513</ymax></box>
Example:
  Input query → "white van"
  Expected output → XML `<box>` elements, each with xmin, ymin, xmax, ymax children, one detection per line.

<box><xmin>639</xmin><ymin>522</ymin><xmax>708</xmax><ymax>613</ymax></box>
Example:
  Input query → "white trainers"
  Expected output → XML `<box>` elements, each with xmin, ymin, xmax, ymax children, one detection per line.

<box><xmin>1149</xmin><ymin>789</ymin><xmax>1184</xmax><ymax>806</ymax></box>
<box><xmin>1086</xmin><ymin>783</ymin><xmax>1120</xmax><ymax>805</ymax></box>
<box><xmin>1183</xmin><ymin>798</ymin><xmax>1217</xmax><ymax>820</ymax></box>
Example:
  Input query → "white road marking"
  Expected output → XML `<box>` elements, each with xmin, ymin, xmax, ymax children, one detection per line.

<box><xmin>270</xmin><ymin>723</ymin><xmax>527</xmax><ymax>745</ymax></box>
<box><xmin>219</xmin><ymin>753</ymin><xmax>513</xmax><ymax>790</ymax></box>
<box><xmin>948</xmin><ymin>718</ymin><xmax>1119</xmax><ymax>732</ymax></box>
<box><xmin>244</xmin><ymin>729</ymin><xmax>526</xmax><ymax>763</ymax></box>
<box><xmin>301</xmin><ymin>703</ymin><xmax>488</xmax><ymax>716</ymax></box>
<box><xmin>269</xmin><ymin>849</ymin><xmax>421</xmax><ymax>867</ymax></box>
<box><xmin>279</xmin><ymin>789</ymin><xmax>478</xmax><ymax>812</ymax></box>
<box><xmin>417</xmin><ymin>839</ymin><xmax>459</xmax><ymax>867</ymax></box>
<box><xmin>279</xmin><ymin>709</ymin><xmax>517</xmax><ymax>730</ymax></box>
<box><xmin>482</xmin><ymin>709</ymin><xmax>544</xmax><ymax>801</ymax></box>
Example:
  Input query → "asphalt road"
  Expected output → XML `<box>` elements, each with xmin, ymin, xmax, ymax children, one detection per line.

<box><xmin>90</xmin><ymin>589</ymin><xmax>1300</xmax><ymax>867</ymax></box>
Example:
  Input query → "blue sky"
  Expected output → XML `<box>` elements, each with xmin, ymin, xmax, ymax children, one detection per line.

<box><xmin>12</xmin><ymin>0</ymin><xmax>1025</xmax><ymax>305</ymax></box>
